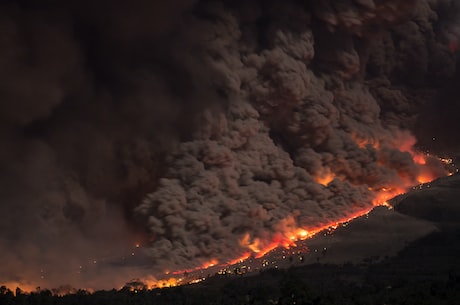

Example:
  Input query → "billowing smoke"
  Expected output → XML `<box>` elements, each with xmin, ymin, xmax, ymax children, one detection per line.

<box><xmin>0</xmin><ymin>0</ymin><xmax>204</xmax><ymax>288</ymax></box>
<box><xmin>0</xmin><ymin>0</ymin><xmax>458</xmax><ymax>288</ymax></box>
<box><xmin>134</xmin><ymin>0</ymin><xmax>459</xmax><ymax>272</ymax></box>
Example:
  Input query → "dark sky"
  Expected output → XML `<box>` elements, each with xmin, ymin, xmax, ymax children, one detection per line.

<box><xmin>0</xmin><ymin>0</ymin><xmax>459</xmax><ymax>289</ymax></box>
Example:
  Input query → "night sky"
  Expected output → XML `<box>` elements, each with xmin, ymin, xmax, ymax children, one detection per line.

<box><xmin>0</xmin><ymin>0</ymin><xmax>459</xmax><ymax>289</ymax></box>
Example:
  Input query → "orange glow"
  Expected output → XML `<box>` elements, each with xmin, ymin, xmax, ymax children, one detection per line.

<box><xmin>226</xmin><ymin>253</ymin><xmax>251</xmax><ymax>265</ymax></box>
<box><xmin>417</xmin><ymin>173</ymin><xmax>434</xmax><ymax>184</ymax></box>
<box><xmin>171</xmin><ymin>258</ymin><xmax>219</xmax><ymax>276</ymax></box>
<box><xmin>296</xmin><ymin>229</ymin><xmax>309</xmax><ymax>239</ymax></box>
<box><xmin>314</xmin><ymin>168</ymin><xmax>336</xmax><ymax>186</ymax></box>
<box><xmin>373</xmin><ymin>187</ymin><xmax>406</xmax><ymax>206</ymax></box>
<box><xmin>351</xmin><ymin>133</ymin><xmax>379</xmax><ymax>149</ymax></box>
<box><xmin>239</xmin><ymin>233</ymin><xmax>261</xmax><ymax>253</ymax></box>
<box><xmin>254</xmin><ymin>243</ymin><xmax>279</xmax><ymax>258</ymax></box>
<box><xmin>412</xmin><ymin>153</ymin><xmax>427</xmax><ymax>165</ymax></box>
<box><xmin>201</xmin><ymin>259</ymin><xmax>218</xmax><ymax>269</ymax></box>
<box><xmin>2</xmin><ymin>282</ymin><xmax>37</xmax><ymax>294</ymax></box>
<box><xmin>139</xmin><ymin>276</ymin><xmax>181</xmax><ymax>289</ymax></box>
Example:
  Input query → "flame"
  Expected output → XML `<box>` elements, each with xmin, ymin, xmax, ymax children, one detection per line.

<box><xmin>140</xmin><ymin>276</ymin><xmax>180</xmax><ymax>289</ymax></box>
<box><xmin>239</xmin><ymin>233</ymin><xmax>261</xmax><ymax>253</ymax></box>
<box><xmin>417</xmin><ymin>172</ymin><xmax>435</xmax><ymax>184</ymax></box>
<box><xmin>171</xmin><ymin>258</ymin><xmax>219</xmax><ymax>276</ymax></box>
<box><xmin>412</xmin><ymin>153</ymin><xmax>427</xmax><ymax>165</ymax></box>
<box><xmin>201</xmin><ymin>259</ymin><xmax>218</xmax><ymax>269</ymax></box>
<box><xmin>226</xmin><ymin>253</ymin><xmax>251</xmax><ymax>265</ymax></box>
<box><xmin>135</xmin><ymin>259</ymin><xmax>221</xmax><ymax>289</ymax></box>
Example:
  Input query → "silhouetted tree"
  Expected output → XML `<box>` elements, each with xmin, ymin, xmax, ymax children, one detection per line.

<box><xmin>278</xmin><ymin>273</ymin><xmax>315</xmax><ymax>305</ymax></box>
<box><xmin>0</xmin><ymin>286</ymin><xmax>15</xmax><ymax>305</ymax></box>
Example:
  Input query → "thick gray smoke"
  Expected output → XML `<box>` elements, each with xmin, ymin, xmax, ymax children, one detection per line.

<box><xmin>135</xmin><ymin>0</ymin><xmax>459</xmax><ymax>272</ymax></box>
<box><xmin>0</xmin><ymin>0</ymin><xmax>458</xmax><ymax>288</ymax></box>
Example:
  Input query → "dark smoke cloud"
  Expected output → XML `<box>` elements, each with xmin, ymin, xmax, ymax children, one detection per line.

<box><xmin>0</xmin><ymin>0</ymin><xmax>459</xmax><ymax>288</ymax></box>
<box><xmin>135</xmin><ymin>0</ymin><xmax>459</xmax><ymax>273</ymax></box>
<box><xmin>414</xmin><ymin>0</ymin><xmax>460</xmax><ymax>159</ymax></box>
<box><xmin>0</xmin><ymin>0</ymin><xmax>208</xmax><ymax>288</ymax></box>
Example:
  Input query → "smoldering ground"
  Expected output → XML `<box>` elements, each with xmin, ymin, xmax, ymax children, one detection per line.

<box><xmin>0</xmin><ymin>0</ymin><xmax>459</xmax><ymax>289</ymax></box>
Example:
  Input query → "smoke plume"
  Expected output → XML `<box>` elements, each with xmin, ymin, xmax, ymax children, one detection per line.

<box><xmin>0</xmin><ymin>0</ymin><xmax>459</xmax><ymax>288</ymax></box>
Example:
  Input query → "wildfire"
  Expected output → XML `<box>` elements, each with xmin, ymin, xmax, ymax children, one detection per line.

<box><xmin>13</xmin><ymin>133</ymin><xmax>455</xmax><ymax>293</ymax></box>
<box><xmin>235</xmin><ymin>179</ymin><xmax>415</xmax><ymax>259</ymax></box>
<box><xmin>151</xmin><ymin>277</ymin><xmax>180</xmax><ymax>288</ymax></box>
<box><xmin>229</xmin><ymin>134</ymin><xmax>455</xmax><ymax>279</ymax></box>
<box><xmin>201</xmin><ymin>259</ymin><xmax>218</xmax><ymax>269</ymax></box>
<box><xmin>94</xmin><ymin>139</ymin><xmax>457</xmax><ymax>293</ymax></box>
<box><xmin>239</xmin><ymin>233</ymin><xmax>262</xmax><ymax>253</ymax></box>
<box><xmin>134</xmin><ymin>276</ymin><xmax>181</xmax><ymax>290</ymax></box>
<box><xmin>226</xmin><ymin>253</ymin><xmax>251</xmax><ymax>265</ymax></box>
<box><xmin>412</xmin><ymin>152</ymin><xmax>427</xmax><ymax>165</ymax></box>
<box><xmin>170</xmin><ymin>258</ymin><xmax>219</xmax><ymax>276</ymax></box>
<box><xmin>417</xmin><ymin>171</ymin><xmax>435</xmax><ymax>184</ymax></box>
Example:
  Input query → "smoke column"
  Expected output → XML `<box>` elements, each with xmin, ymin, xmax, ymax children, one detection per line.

<box><xmin>0</xmin><ymin>0</ymin><xmax>458</xmax><ymax>289</ymax></box>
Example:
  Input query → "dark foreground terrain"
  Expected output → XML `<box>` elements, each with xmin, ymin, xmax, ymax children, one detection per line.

<box><xmin>2</xmin><ymin>230</ymin><xmax>460</xmax><ymax>305</ymax></box>
<box><xmin>2</xmin><ymin>175</ymin><xmax>460</xmax><ymax>305</ymax></box>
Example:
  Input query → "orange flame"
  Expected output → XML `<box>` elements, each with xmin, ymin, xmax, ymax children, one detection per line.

<box><xmin>412</xmin><ymin>153</ymin><xmax>427</xmax><ymax>165</ymax></box>
<box><xmin>417</xmin><ymin>171</ymin><xmax>436</xmax><ymax>184</ymax></box>
<box><xmin>139</xmin><ymin>276</ymin><xmax>181</xmax><ymax>289</ymax></box>
<box><xmin>239</xmin><ymin>233</ymin><xmax>261</xmax><ymax>253</ymax></box>
<box><xmin>171</xmin><ymin>258</ymin><xmax>219</xmax><ymax>276</ymax></box>
<box><xmin>201</xmin><ymin>259</ymin><xmax>218</xmax><ymax>269</ymax></box>
<box><xmin>226</xmin><ymin>253</ymin><xmax>251</xmax><ymax>265</ymax></box>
